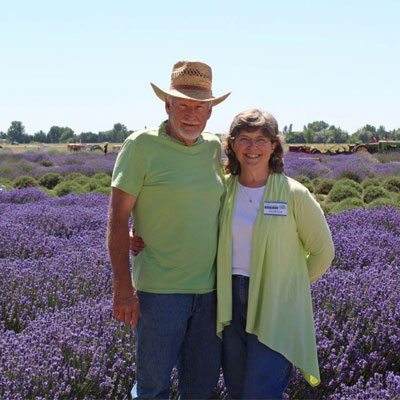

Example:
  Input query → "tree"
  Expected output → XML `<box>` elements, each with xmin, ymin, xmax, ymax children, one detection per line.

<box><xmin>307</xmin><ymin>121</ymin><xmax>329</xmax><ymax>132</ymax></box>
<box><xmin>47</xmin><ymin>126</ymin><xmax>63</xmax><ymax>143</ymax></box>
<box><xmin>364</xmin><ymin>124</ymin><xmax>377</xmax><ymax>134</ymax></box>
<box><xmin>47</xmin><ymin>126</ymin><xmax>74</xmax><ymax>143</ymax></box>
<box><xmin>7</xmin><ymin>121</ymin><xmax>26</xmax><ymax>143</ymax></box>
<box><xmin>285</xmin><ymin>131</ymin><xmax>305</xmax><ymax>143</ymax></box>
<box><xmin>303</xmin><ymin>126</ymin><xmax>315</xmax><ymax>143</ymax></box>
<box><xmin>112</xmin><ymin>123</ymin><xmax>129</xmax><ymax>142</ymax></box>
<box><xmin>33</xmin><ymin>130</ymin><xmax>47</xmax><ymax>143</ymax></box>
<box><xmin>351</xmin><ymin>124</ymin><xmax>377</xmax><ymax>143</ymax></box>
<box><xmin>314</xmin><ymin>131</ymin><xmax>328</xmax><ymax>143</ymax></box>
<box><xmin>79</xmin><ymin>131</ymin><xmax>98</xmax><ymax>143</ymax></box>
<box><xmin>377</xmin><ymin>125</ymin><xmax>389</xmax><ymax>140</ymax></box>
<box><xmin>392</xmin><ymin>128</ymin><xmax>400</xmax><ymax>140</ymax></box>
<box><xmin>60</xmin><ymin>128</ymin><xmax>75</xmax><ymax>143</ymax></box>
<box><xmin>328</xmin><ymin>125</ymin><xmax>349</xmax><ymax>143</ymax></box>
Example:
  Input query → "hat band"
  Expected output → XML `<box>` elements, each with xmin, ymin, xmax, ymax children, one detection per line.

<box><xmin>171</xmin><ymin>84</ymin><xmax>211</xmax><ymax>94</ymax></box>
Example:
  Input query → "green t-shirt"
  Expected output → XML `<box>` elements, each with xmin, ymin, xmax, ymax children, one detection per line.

<box><xmin>111</xmin><ymin>121</ymin><xmax>224</xmax><ymax>293</ymax></box>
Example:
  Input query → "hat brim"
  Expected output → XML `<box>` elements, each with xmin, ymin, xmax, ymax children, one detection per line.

<box><xmin>150</xmin><ymin>83</ymin><xmax>230</xmax><ymax>106</ymax></box>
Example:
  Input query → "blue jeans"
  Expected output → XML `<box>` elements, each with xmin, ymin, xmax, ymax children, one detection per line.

<box><xmin>131</xmin><ymin>290</ymin><xmax>221</xmax><ymax>399</ymax></box>
<box><xmin>222</xmin><ymin>276</ymin><xmax>292</xmax><ymax>400</ymax></box>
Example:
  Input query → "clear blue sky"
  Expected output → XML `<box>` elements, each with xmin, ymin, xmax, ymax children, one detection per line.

<box><xmin>1</xmin><ymin>0</ymin><xmax>399</xmax><ymax>136</ymax></box>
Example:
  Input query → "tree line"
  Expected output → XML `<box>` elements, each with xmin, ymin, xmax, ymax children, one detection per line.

<box><xmin>2</xmin><ymin>120</ymin><xmax>400</xmax><ymax>145</ymax></box>
<box><xmin>283</xmin><ymin>121</ymin><xmax>400</xmax><ymax>144</ymax></box>
<box><xmin>1</xmin><ymin>122</ymin><xmax>133</xmax><ymax>144</ymax></box>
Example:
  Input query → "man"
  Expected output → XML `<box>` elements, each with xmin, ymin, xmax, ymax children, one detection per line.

<box><xmin>107</xmin><ymin>60</ymin><xmax>230</xmax><ymax>399</ymax></box>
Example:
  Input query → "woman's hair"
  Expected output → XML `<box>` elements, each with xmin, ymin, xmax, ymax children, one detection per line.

<box><xmin>223</xmin><ymin>109</ymin><xmax>284</xmax><ymax>175</ymax></box>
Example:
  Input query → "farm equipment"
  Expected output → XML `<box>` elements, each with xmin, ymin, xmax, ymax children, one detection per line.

<box><xmin>352</xmin><ymin>140</ymin><xmax>400</xmax><ymax>153</ymax></box>
<box><xmin>67</xmin><ymin>143</ymin><xmax>86</xmax><ymax>152</ymax></box>
<box><xmin>67</xmin><ymin>144</ymin><xmax>105</xmax><ymax>152</ymax></box>
<box><xmin>288</xmin><ymin>144</ymin><xmax>355</xmax><ymax>155</ymax></box>
<box><xmin>87</xmin><ymin>144</ymin><xmax>103</xmax><ymax>151</ymax></box>
<box><xmin>288</xmin><ymin>145</ymin><xmax>320</xmax><ymax>154</ymax></box>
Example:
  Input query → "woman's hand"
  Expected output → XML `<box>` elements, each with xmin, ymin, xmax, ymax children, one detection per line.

<box><xmin>129</xmin><ymin>225</ymin><xmax>145</xmax><ymax>256</ymax></box>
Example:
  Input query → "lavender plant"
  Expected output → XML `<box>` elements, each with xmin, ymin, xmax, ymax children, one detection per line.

<box><xmin>0</xmin><ymin>186</ymin><xmax>399</xmax><ymax>399</ymax></box>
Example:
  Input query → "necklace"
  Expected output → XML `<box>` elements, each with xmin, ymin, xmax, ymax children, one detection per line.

<box><xmin>240</xmin><ymin>184</ymin><xmax>255</xmax><ymax>203</ymax></box>
<box><xmin>239</xmin><ymin>184</ymin><xmax>265</xmax><ymax>213</ymax></box>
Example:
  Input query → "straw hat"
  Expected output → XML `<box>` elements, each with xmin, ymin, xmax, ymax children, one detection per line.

<box><xmin>150</xmin><ymin>61</ymin><xmax>231</xmax><ymax>106</ymax></box>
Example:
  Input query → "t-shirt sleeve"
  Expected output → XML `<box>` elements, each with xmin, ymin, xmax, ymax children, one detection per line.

<box><xmin>111</xmin><ymin>137</ymin><xmax>147</xmax><ymax>196</ymax></box>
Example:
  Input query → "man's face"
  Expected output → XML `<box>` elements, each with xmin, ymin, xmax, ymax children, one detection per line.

<box><xmin>165</xmin><ymin>97</ymin><xmax>212</xmax><ymax>146</ymax></box>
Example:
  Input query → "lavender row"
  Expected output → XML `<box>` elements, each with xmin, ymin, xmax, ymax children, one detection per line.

<box><xmin>0</xmin><ymin>152</ymin><xmax>116</xmax><ymax>181</ymax></box>
<box><xmin>284</xmin><ymin>152</ymin><xmax>400</xmax><ymax>181</ymax></box>
<box><xmin>2</xmin><ymin>151</ymin><xmax>400</xmax><ymax>183</ymax></box>
<box><xmin>0</xmin><ymin>193</ymin><xmax>399</xmax><ymax>399</ymax></box>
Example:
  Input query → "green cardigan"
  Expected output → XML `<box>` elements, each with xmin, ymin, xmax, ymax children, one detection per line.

<box><xmin>216</xmin><ymin>173</ymin><xmax>335</xmax><ymax>386</ymax></box>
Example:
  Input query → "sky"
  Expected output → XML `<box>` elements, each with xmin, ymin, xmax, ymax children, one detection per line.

<box><xmin>1</xmin><ymin>0</ymin><xmax>399</xmax><ymax>136</ymax></box>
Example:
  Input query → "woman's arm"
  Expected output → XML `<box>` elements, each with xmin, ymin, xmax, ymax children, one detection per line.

<box><xmin>295</xmin><ymin>189</ymin><xmax>335</xmax><ymax>283</ymax></box>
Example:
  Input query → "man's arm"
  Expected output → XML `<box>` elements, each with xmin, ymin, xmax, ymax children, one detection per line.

<box><xmin>107</xmin><ymin>187</ymin><xmax>141</xmax><ymax>326</ymax></box>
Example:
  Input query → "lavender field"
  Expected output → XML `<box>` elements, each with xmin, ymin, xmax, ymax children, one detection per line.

<box><xmin>0</xmin><ymin>150</ymin><xmax>400</xmax><ymax>399</ymax></box>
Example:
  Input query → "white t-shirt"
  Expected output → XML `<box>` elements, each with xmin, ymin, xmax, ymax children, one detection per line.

<box><xmin>232</xmin><ymin>182</ymin><xmax>265</xmax><ymax>276</ymax></box>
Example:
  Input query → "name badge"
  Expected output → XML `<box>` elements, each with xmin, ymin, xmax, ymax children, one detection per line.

<box><xmin>264</xmin><ymin>201</ymin><xmax>287</xmax><ymax>216</ymax></box>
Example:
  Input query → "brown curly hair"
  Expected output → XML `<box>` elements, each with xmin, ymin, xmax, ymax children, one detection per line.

<box><xmin>223</xmin><ymin>109</ymin><xmax>284</xmax><ymax>175</ymax></box>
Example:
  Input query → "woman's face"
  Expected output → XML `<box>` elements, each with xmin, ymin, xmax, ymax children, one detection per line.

<box><xmin>231</xmin><ymin>129</ymin><xmax>277</xmax><ymax>174</ymax></box>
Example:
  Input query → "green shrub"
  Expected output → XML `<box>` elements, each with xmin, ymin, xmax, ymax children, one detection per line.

<box><xmin>75</xmin><ymin>176</ymin><xmax>90</xmax><ymax>186</ymax></box>
<box><xmin>361</xmin><ymin>178</ymin><xmax>381</xmax><ymax>190</ymax></box>
<box><xmin>20</xmin><ymin>163</ymin><xmax>35</xmax><ymax>173</ymax></box>
<box><xmin>367</xmin><ymin>197</ymin><xmax>395</xmax><ymax>208</ymax></box>
<box><xmin>54</xmin><ymin>181</ymin><xmax>87</xmax><ymax>197</ymax></box>
<box><xmin>336</xmin><ymin>170</ymin><xmax>362</xmax><ymax>183</ymax></box>
<box><xmin>85</xmin><ymin>181</ymin><xmax>101</xmax><ymax>192</ymax></box>
<box><xmin>0</xmin><ymin>177</ymin><xmax>12</xmax><ymax>186</ymax></box>
<box><xmin>65</xmin><ymin>173</ymin><xmax>90</xmax><ymax>186</ymax></box>
<box><xmin>92</xmin><ymin>172</ymin><xmax>111</xmax><ymax>187</ymax></box>
<box><xmin>0</xmin><ymin>165</ymin><xmax>17</xmax><ymax>174</ymax></box>
<box><xmin>320</xmin><ymin>202</ymin><xmax>332</xmax><ymax>215</ymax></box>
<box><xmin>303</xmin><ymin>181</ymin><xmax>314</xmax><ymax>193</ymax></box>
<box><xmin>332</xmin><ymin>179</ymin><xmax>363</xmax><ymax>194</ymax></box>
<box><xmin>92</xmin><ymin>172</ymin><xmax>111</xmax><ymax>179</ymax></box>
<box><xmin>12</xmin><ymin>175</ymin><xmax>38</xmax><ymax>189</ymax></box>
<box><xmin>363</xmin><ymin>186</ymin><xmax>391</xmax><ymax>204</ymax></box>
<box><xmin>330</xmin><ymin>197</ymin><xmax>365</xmax><ymax>214</ymax></box>
<box><xmin>0</xmin><ymin>181</ymin><xmax>13</xmax><ymax>191</ymax></box>
<box><xmin>41</xmin><ymin>187</ymin><xmax>57</xmax><ymax>198</ymax></box>
<box><xmin>312</xmin><ymin>177</ymin><xmax>335</xmax><ymax>195</ymax></box>
<box><xmin>327</xmin><ymin>184</ymin><xmax>361</xmax><ymax>203</ymax></box>
<box><xmin>91</xmin><ymin>186</ymin><xmax>111</xmax><ymax>195</ymax></box>
<box><xmin>294</xmin><ymin>175</ymin><xmax>312</xmax><ymax>185</ymax></box>
<box><xmin>39</xmin><ymin>172</ymin><xmax>63</xmax><ymax>189</ymax></box>
<box><xmin>392</xmin><ymin>193</ymin><xmax>400</xmax><ymax>208</ymax></box>
<box><xmin>66</xmin><ymin>172</ymin><xmax>87</xmax><ymax>181</ymax></box>
<box><xmin>382</xmin><ymin>176</ymin><xmax>400</xmax><ymax>193</ymax></box>
<box><xmin>40</xmin><ymin>159</ymin><xmax>54</xmax><ymax>167</ymax></box>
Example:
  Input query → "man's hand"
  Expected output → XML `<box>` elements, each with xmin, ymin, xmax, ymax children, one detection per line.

<box><xmin>129</xmin><ymin>226</ymin><xmax>145</xmax><ymax>256</ymax></box>
<box><xmin>113</xmin><ymin>282</ymin><xmax>141</xmax><ymax>327</ymax></box>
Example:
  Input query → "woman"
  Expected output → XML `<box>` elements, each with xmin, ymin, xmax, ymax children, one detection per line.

<box><xmin>130</xmin><ymin>109</ymin><xmax>335</xmax><ymax>399</ymax></box>
<box><xmin>217</xmin><ymin>109</ymin><xmax>334</xmax><ymax>399</ymax></box>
